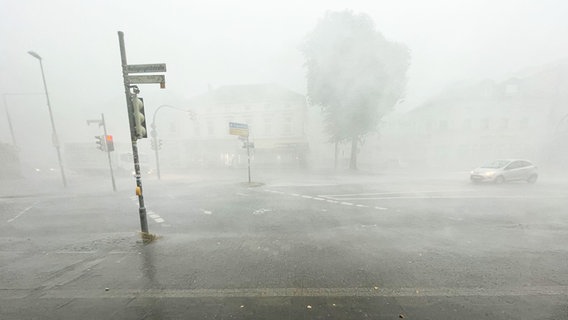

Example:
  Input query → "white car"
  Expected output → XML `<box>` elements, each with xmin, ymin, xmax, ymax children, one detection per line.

<box><xmin>470</xmin><ymin>159</ymin><xmax>538</xmax><ymax>184</ymax></box>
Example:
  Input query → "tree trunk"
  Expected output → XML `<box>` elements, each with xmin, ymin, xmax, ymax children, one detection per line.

<box><xmin>349</xmin><ymin>136</ymin><xmax>358</xmax><ymax>170</ymax></box>
<box><xmin>334</xmin><ymin>141</ymin><xmax>338</xmax><ymax>169</ymax></box>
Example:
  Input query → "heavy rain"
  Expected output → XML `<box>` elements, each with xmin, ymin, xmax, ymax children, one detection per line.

<box><xmin>1</xmin><ymin>1</ymin><xmax>568</xmax><ymax>319</ymax></box>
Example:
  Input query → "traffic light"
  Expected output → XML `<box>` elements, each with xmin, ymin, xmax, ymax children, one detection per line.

<box><xmin>131</xmin><ymin>95</ymin><xmax>147</xmax><ymax>139</ymax></box>
<box><xmin>95</xmin><ymin>135</ymin><xmax>105</xmax><ymax>151</ymax></box>
<box><xmin>105</xmin><ymin>135</ymin><xmax>115</xmax><ymax>152</ymax></box>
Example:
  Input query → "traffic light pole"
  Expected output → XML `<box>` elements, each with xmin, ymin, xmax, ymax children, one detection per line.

<box><xmin>150</xmin><ymin>124</ymin><xmax>161</xmax><ymax>180</ymax></box>
<box><xmin>101</xmin><ymin>113</ymin><xmax>117</xmax><ymax>192</ymax></box>
<box><xmin>246</xmin><ymin>135</ymin><xmax>251</xmax><ymax>183</ymax></box>
<box><xmin>118</xmin><ymin>31</ymin><xmax>149</xmax><ymax>235</ymax></box>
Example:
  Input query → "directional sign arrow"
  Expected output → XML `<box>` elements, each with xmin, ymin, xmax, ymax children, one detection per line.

<box><xmin>127</xmin><ymin>74</ymin><xmax>166</xmax><ymax>85</ymax></box>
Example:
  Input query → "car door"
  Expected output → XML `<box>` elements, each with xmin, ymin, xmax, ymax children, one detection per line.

<box><xmin>503</xmin><ymin>161</ymin><xmax>521</xmax><ymax>181</ymax></box>
<box><xmin>518</xmin><ymin>161</ymin><xmax>533</xmax><ymax>180</ymax></box>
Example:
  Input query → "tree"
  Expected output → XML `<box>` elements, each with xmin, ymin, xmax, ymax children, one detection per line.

<box><xmin>302</xmin><ymin>10</ymin><xmax>410</xmax><ymax>170</ymax></box>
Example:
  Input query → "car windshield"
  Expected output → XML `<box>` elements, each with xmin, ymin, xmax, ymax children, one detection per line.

<box><xmin>481</xmin><ymin>160</ymin><xmax>510</xmax><ymax>169</ymax></box>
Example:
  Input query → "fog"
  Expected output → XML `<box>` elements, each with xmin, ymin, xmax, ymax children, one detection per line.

<box><xmin>3</xmin><ymin>3</ymin><xmax>568</xmax><ymax>317</ymax></box>
<box><xmin>1</xmin><ymin>0</ymin><xmax>568</xmax><ymax>175</ymax></box>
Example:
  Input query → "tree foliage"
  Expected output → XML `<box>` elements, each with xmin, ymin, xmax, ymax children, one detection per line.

<box><xmin>302</xmin><ymin>10</ymin><xmax>410</xmax><ymax>169</ymax></box>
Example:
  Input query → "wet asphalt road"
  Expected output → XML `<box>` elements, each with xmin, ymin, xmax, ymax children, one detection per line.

<box><xmin>1</xmin><ymin>170</ymin><xmax>568</xmax><ymax>319</ymax></box>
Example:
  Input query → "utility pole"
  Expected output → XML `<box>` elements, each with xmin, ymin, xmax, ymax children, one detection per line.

<box><xmin>101</xmin><ymin>114</ymin><xmax>117</xmax><ymax>192</ymax></box>
<box><xmin>118</xmin><ymin>31</ymin><xmax>166</xmax><ymax>237</ymax></box>
<box><xmin>87</xmin><ymin>114</ymin><xmax>117</xmax><ymax>192</ymax></box>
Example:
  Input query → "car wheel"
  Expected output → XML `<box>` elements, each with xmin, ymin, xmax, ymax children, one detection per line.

<box><xmin>527</xmin><ymin>174</ymin><xmax>538</xmax><ymax>184</ymax></box>
<box><xmin>494</xmin><ymin>176</ymin><xmax>505</xmax><ymax>184</ymax></box>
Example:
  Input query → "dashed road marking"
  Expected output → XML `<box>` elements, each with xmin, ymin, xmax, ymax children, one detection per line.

<box><xmin>154</xmin><ymin>218</ymin><xmax>165</xmax><ymax>223</ymax></box>
<box><xmin>201</xmin><ymin>209</ymin><xmax>213</xmax><ymax>215</ymax></box>
<box><xmin>7</xmin><ymin>205</ymin><xmax>35</xmax><ymax>223</ymax></box>
<box><xmin>263</xmin><ymin>189</ymin><xmax>389</xmax><ymax>211</ymax></box>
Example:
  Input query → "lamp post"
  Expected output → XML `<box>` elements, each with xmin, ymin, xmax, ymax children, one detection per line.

<box><xmin>151</xmin><ymin>105</ymin><xmax>194</xmax><ymax>180</ymax></box>
<box><xmin>28</xmin><ymin>51</ymin><xmax>67</xmax><ymax>187</ymax></box>
<box><xmin>2</xmin><ymin>92</ymin><xmax>44</xmax><ymax>150</ymax></box>
<box><xmin>2</xmin><ymin>94</ymin><xmax>20</xmax><ymax>149</ymax></box>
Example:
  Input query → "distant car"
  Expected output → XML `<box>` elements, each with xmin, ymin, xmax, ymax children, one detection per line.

<box><xmin>470</xmin><ymin>159</ymin><xmax>538</xmax><ymax>184</ymax></box>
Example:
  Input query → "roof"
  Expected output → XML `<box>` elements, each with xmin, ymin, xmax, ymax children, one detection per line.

<box><xmin>187</xmin><ymin>83</ymin><xmax>305</xmax><ymax>107</ymax></box>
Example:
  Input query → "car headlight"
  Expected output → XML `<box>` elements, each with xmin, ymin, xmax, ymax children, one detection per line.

<box><xmin>484</xmin><ymin>171</ymin><xmax>496</xmax><ymax>177</ymax></box>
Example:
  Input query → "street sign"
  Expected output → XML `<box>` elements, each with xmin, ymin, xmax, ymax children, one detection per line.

<box><xmin>229</xmin><ymin>122</ymin><xmax>249</xmax><ymax>137</ymax></box>
<box><xmin>126</xmin><ymin>63</ymin><xmax>167</xmax><ymax>73</ymax></box>
<box><xmin>127</xmin><ymin>74</ymin><xmax>166</xmax><ymax>85</ymax></box>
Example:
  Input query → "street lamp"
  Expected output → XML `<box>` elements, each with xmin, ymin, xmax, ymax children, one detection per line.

<box><xmin>28</xmin><ymin>50</ymin><xmax>67</xmax><ymax>187</ymax></box>
<box><xmin>151</xmin><ymin>105</ymin><xmax>195</xmax><ymax>180</ymax></box>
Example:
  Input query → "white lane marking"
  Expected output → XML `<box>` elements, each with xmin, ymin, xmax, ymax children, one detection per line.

<box><xmin>130</xmin><ymin>196</ymin><xmax>137</xmax><ymax>201</ymax></box>
<box><xmin>149</xmin><ymin>214</ymin><xmax>160</xmax><ymax>219</ymax></box>
<box><xmin>7</xmin><ymin>206</ymin><xmax>35</xmax><ymax>223</ymax></box>
<box><xmin>320</xmin><ymin>190</ymin><xmax>477</xmax><ymax>198</ymax></box>
<box><xmin>236</xmin><ymin>192</ymin><xmax>249</xmax><ymax>196</ymax></box>
<box><xmin>375</xmin><ymin>206</ymin><xmax>388</xmax><ymax>210</ymax></box>
<box><xmin>53</xmin><ymin>251</ymin><xmax>97</xmax><ymax>254</ymax></box>
<box><xmin>264</xmin><ymin>189</ymin><xmax>385</xmax><ymax>210</ymax></box>
<box><xmin>335</xmin><ymin>195</ymin><xmax>568</xmax><ymax>200</ymax></box>
<box><xmin>253</xmin><ymin>208</ymin><xmax>272</xmax><ymax>215</ymax></box>
<box><xmin>154</xmin><ymin>218</ymin><xmax>165</xmax><ymax>223</ymax></box>
<box><xmin>201</xmin><ymin>209</ymin><xmax>212</xmax><ymax>215</ymax></box>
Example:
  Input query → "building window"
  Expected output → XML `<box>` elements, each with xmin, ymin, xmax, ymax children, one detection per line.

<box><xmin>499</xmin><ymin>118</ymin><xmax>509</xmax><ymax>130</ymax></box>
<box><xmin>282</xmin><ymin>117</ymin><xmax>292</xmax><ymax>135</ymax></box>
<box><xmin>265</xmin><ymin>118</ymin><xmax>272</xmax><ymax>136</ymax></box>
<box><xmin>207</xmin><ymin>121</ymin><xmax>215</xmax><ymax>136</ymax></box>
<box><xmin>193</xmin><ymin>123</ymin><xmax>200</xmax><ymax>136</ymax></box>
<box><xmin>439</xmin><ymin>120</ymin><xmax>448</xmax><ymax>131</ymax></box>
<box><xmin>520</xmin><ymin>118</ymin><xmax>529</xmax><ymax>129</ymax></box>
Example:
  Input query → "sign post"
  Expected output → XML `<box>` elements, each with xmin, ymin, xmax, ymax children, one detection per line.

<box><xmin>229</xmin><ymin>122</ymin><xmax>251</xmax><ymax>183</ymax></box>
<box><xmin>118</xmin><ymin>31</ymin><xmax>166</xmax><ymax>240</ymax></box>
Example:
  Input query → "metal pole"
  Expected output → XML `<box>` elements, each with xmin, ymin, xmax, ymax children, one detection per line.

<box><xmin>118</xmin><ymin>31</ymin><xmax>149</xmax><ymax>234</ymax></box>
<box><xmin>246</xmin><ymin>135</ymin><xmax>251</xmax><ymax>183</ymax></box>
<box><xmin>2</xmin><ymin>94</ymin><xmax>17</xmax><ymax>148</ymax></box>
<box><xmin>101</xmin><ymin>113</ymin><xmax>117</xmax><ymax>192</ymax></box>
<box><xmin>151</xmin><ymin>124</ymin><xmax>161</xmax><ymax>180</ymax></box>
<box><xmin>32</xmin><ymin>55</ymin><xmax>67</xmax><ymax>187</ymax></box>
<box><xmin>150</xmin><ymin>105</ymin><xmax>194</xmax><ymax>181</ymax></box>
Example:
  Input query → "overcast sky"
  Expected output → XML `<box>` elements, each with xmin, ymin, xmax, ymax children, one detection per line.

<box><xmin>1</xmin><ymin>0</ymin><xmax>567</xmax><ymax>166</ymax></box>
